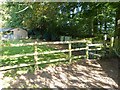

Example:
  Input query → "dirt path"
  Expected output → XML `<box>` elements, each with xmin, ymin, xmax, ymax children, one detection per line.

<box><xmin>0</xmin><ymin>59</ymin><xmax>118</xmax><ymax>89</ymax></box>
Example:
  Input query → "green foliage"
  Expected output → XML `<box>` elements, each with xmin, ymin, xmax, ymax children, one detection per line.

<box><xmin>1</xmin><ymin>2</ymin><xmax>117</xmax><ymax>37</ymax></box>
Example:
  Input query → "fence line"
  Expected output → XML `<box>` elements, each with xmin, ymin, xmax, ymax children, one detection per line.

<box><xmin>0</xmin><ymin>55</ymin><xmax>87</xmax><ymax>71</ymax></box>
<box><xmin>0</xmin><ymin>48</ymin><xmax>88</xmax><ymax>59</ymax></box>
<box><xmin>0</xmin><ymin>40</ymin><xmax>103</xmax><ymax>71</ymax></box>
<box><xmin>4</xmin><ymin>39</ymin><xmax>88</xmax><ymax>47</ymax></box>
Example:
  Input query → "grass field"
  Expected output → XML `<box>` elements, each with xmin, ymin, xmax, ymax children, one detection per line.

<box><xmin>0</xmin><ymin>40</ymin><xmax>69</xmax><ymax>71</ymax></box>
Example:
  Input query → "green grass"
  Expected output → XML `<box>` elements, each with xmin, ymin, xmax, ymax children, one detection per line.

<box><xmin>2</xmin><ymin>46</ymin><xmax>34</xmax><ymax>55</ymax></box>
<box><xmin>0</xmin><ymin>40</ymin><xmax>68</xmax><ymax>71</ymax></box>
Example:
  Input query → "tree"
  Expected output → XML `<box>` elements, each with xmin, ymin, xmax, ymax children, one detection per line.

<box><xmin>2</xmin><ymin>2</ymin><xmax>118</xmax><ymax>40</ymax></box>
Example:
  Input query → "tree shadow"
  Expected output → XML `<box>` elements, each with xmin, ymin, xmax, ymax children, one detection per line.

<box><xmin>0</xmin><ymin>59</ymin><xmax>118</xmax><ymax>89</ymax></box>
<box><xmin>97</xmin><ymin>58</ymin><xmax>119</xmax><ymax>85</ymax></box>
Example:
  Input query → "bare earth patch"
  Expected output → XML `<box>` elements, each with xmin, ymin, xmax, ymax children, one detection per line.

<box><xmin>0</xmin><ymin>59</ymin><xmax>118</xmax><ymax>89</ymax></box>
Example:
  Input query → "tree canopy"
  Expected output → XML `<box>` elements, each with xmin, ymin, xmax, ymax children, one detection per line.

<box><xmin>1</xmin><ymin>2</ymin><xmax>119</xmax><ymax>38</ymax></box>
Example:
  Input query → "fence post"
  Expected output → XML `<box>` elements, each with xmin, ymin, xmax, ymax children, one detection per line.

<box><xmin>103</xmin><ymin>34</ymin><xmax>107</xmax><ymax>56</ymax></box>
<box><xmin>34</xmin><ymin>40</ymin><xmax>39</xmax><ymax>72</ymax></box>
<box><xmin>86</xmin><ymin>42</ymin><xmax>89</xmax><ymax>60</ymax></box>
<box><xmin>68</xmin><ymin>42</ymin><xmax>72</xmax><ymax>63</ymax></box>
<box><xmin>0</xmin><ymin>32</ymin><xmax>2</xmax><ymax>56</ymax></box>
<box><xmin>110</xmin><ymin>37</ymin><xmax>114</xmax><ymax>47</ymax></box>
<box><xmin>109</xmin><ymin>37</ymin><xmax>114</xmax><ymax>55</ymax></box>
<box><xmin>0</xmin><ymin>32</ymin><xmax>3</xmax><ymax>53</ymax></box>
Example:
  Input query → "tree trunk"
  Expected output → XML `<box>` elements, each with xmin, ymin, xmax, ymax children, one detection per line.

<box><xmin>104</xmin><ymin>19</ymin><xmax>107</xmax><ymax>33</ymax></box>
<box><xmin>93</xmin><ymin>18</ymin><xmax>98</xmax><ymax>35</ymax></box>
<box><xmin>89</xmin><ymin>17</ymin><xmax>94</xmax><ymax>36</ymax></box>
<box><xmin>99</xmin><ymin>21</ymin><xmax>102</xmax><ymax>34</ymax></box>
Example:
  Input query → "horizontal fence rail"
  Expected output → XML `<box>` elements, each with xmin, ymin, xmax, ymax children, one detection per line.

<box><xmin>0</xmin><ymin>39</ymin><xmax>104</xmax><ymax>71</ymax></box>
<box><xmin>0</xmin><ymin>48</ymin><xmax>87</xmax><ymax>59</ymax></box>
<box><xmin>2</xmin><ymin>39</ymin><xmax>88</xmax><ymax>47</ymax></box>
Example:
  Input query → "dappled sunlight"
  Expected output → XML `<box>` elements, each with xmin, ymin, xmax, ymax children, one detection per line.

<box><xmin>0</xmin><ymin>1</ymin><xmax>119</xmax><ymax>89</ymax></box>
<box><xmin>0</xmin><ymin>59</ymin><xmax>118</xmax><ymax>89</ymax></box>
<box><xmin>16</xmin><ymin>70</ymin><xmax>27</xmax><ymax>75</ymax></box>
<box><xmin>0</xmin><ymin>40</ymin><xmax>118</xmax><ymax>88</ymax></box>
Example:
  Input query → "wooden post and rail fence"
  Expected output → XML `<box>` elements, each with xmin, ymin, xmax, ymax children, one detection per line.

<box><xmin>0</xmin><ymin>39</ymin><xmax>108</xmax><ymax>71</ymax></box>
